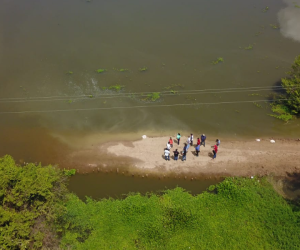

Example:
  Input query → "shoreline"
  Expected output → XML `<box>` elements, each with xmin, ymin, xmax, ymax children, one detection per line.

<box><xmin>96</xmin><ymin>135</ymin><xmax>300</xmax><ymax>177</ymax></box>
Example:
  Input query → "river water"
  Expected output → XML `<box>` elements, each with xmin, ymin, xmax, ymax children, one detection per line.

<box><xmin>1</xmin><ymin>0</ymin><xmax>300</xmax><ymax>167</ymax></box>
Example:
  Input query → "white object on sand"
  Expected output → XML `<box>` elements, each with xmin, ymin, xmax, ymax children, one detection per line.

<box><xmin>142</xmin><ymin>135</ymin><xmax>147</xmax><ymax>139</ymax></box>
<box><xmin>256</xmin><ymin>139</ymin><xmax>261</xmax><ymax>142</ymax></box>
<box><xmin>270</xmin><ymin>140</ymin><xmax>275</xmax><ymax>143</ymax></box>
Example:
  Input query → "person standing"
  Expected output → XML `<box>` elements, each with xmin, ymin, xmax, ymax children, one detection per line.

<box><xmin>197</xmin><ymin>137</ymin><xmax>201</xmax><ymax>146</ymax></box>
<box><xmin>190</xmin><ymin>134</ymin><xmax>194</xmax><ymax>146</ymax></box>
<box><xmin>177</xmin><ymin>133</ymin><xmax>181</xmax><ymax>145</ymax></box>
<box><xmin>201</xmin><ymin>134</ymin><xmax>206</xmax><ymax>147</ymax></box>
<box><xmin>173</xmin><ymin>149</ymin><xmax>179</xmax><ymax>161</ymax></box>
<box><xmin>164</xmin><ymin>148</ymin><xmax>170</xmax><ymax>161</ymax></box>
<box><xmin>169</xmin><ymin>137</ymin><xmax>173</xmax><ymax>148</ymax></box>
<box><xmin>186</xmin><ymin>136</ymin><xmax>190</xmax><ymax>151</ymax></box>
<box><xmin>166</xmin><ymin>142</ymin><xmax>171</xmax><ymax>150</ymax></box>
<box><xmin>212</xmin><ymin>144</ymin><xmax>218</xmax><ymax>160</ymax></box>
<box><xmin>195</xmin><ymin>143</ymin><xmax>200</xmax><ymax>157</ymax></box>
<box><xmin>216</xmin><ymin>139</ymin><xmax>220</xmax><ymax>147</ymax></box>
<box><xmin>182</xmin><ymin>143</ymin><xmax>187</xmax><ymax>161</ymax></box>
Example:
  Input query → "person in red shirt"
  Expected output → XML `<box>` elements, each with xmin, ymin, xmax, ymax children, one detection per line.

<box><xmin>197</xmin><ymin>138</ymin><xmax>201</xmax><ymax>146</ymax></box>
<box><xmin>212</xmin><ymin>144</ymin><xmax>218</xmax><ymax>159</ymax></box>
<box><xmin>169</xmin><ymin>137</ymin><xmax>173</xmax><ymax>148</ymax></box>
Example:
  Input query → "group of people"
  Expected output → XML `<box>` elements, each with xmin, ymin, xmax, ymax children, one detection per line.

<box><xmin>164</xmin><ymin>133</ymin><xmax>220</xmax><ymax>161</ymax></box>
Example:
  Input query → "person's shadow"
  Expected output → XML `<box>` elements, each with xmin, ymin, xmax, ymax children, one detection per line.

<box><xmin>208</xmin><ymin>152</ymin><xmax>214</xmax><ymax>159</ymax></box>
<box><xmin>192</xmin><ymin>151</ymin><xmax>197</xmax><ymax>156</ymax></box>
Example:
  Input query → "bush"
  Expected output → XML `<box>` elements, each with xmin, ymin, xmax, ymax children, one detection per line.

<box><xmin>58</xmin><ymin>177</ymin><xmax>300</xmax><ymax>249</ymax></box>
<box><xmin>0</xmin><ymin>155</ymin><xmax>68</xmax><ymax>249</ymax></box>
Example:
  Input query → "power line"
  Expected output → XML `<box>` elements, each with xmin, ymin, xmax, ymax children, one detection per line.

<box><xmin>0</xmin><ymin>98</ymin><xmax>290</xmax><ymax>115</ymax></box>
<box><xmin>0</xmin><ymin>86</ymin><xmax>291</xmax><ymax>103</ymax></box>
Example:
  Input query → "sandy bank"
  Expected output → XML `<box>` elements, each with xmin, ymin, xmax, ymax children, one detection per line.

<box><xmin>100</xmin><ymin>136</ymin><xmax>300</xmax><ymax>177</ymax></box>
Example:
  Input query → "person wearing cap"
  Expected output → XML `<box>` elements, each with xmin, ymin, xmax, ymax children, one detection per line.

<box><xmin>201</xmin><ymin>134</ymin><xmax>206</xmax><ymax>147</ymax></box>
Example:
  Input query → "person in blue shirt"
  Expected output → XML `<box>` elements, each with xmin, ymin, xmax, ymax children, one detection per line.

<box><xmin>195</xmin><ymin>144</ymin><xmax>200</xmax><ymax>156</ymax></box>
<box><xmin>201</xmin><ymin>134</ymin><xmax>206</xmax><ymax>147</ymax></box>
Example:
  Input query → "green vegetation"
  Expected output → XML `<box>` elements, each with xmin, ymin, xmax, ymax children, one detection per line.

<box><xmin>108</xmin><ymin>85</ymin><xmax>124</xmax><ymax>92</ymax></box>
<box><xmin>96</xmin><ymin>69</ymin><xmax>107</xmax><ymax>73</ymax></box>
<box><xmin>2</xmin><ymin>156</ymin><xmax>300</xmax><ymax>249</ymax></box>
<box><xmin>271</xmin><ymin>55</ymin><xmax>300</xmax><ymax>121</ymax></box>
<box><xmin>139</xmin><ymin>67</ymin><xmax>148</xmax><ymax>72</ymax></box>
<box><xmin>67</xmin><ymin>99</ymin><xmax>73</xmax><ymax>104</ymax></box>
<box><xmin>66</xmin><ymin>71</ymin><xmax>73</xmax><ymax>75</ymax></box>
<box><xmin>244</xmin><ymin>45</ymin><xmax>253</xmax><ymax>50</ymax></box>
<box><xmin>0</xmin><ymin>155</ymin><xmax>68</xmax><ymax>249</ymax></box>
<box><xmin>59</xmin><ymin>177</ymin><xmax>300</xmax><ymax>249</ymax></box>
<box><xmin>170</xmin><ymin>90</ymin><xmax>178</xmax><ymax>94</ymax></box>
<box><xmin>212</xmin><ymin>57</ymin><xmax>224</xmax><ymax>65</ymax></box>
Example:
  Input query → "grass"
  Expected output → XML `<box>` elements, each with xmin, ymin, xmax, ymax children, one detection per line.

<box><xmin>139</xmin><ymin>67</ymin><xmax>148</xmax><ymax>72</ymax></box>
<box><xmin>212</xmin><ymin>57</ymin><xmax>224</xmax><ymax>65</ymax></box>
<box><xmin>140</xmin><ymin>92</ymin><xmax>161</xmax><ymax>102</ymax></box>
<box><xmin>58</xmin><ymin>177</ymin><xmax>300</xmax><ymax>250</ymax></box>
<box><xmin>66</xmin><ymin>71</ymin><xmax>73</xmax><ymax>75</ymax></box>
<box><xmin>96</xmin><ymin>69</ymin><xmax>107</xmax><ymax>73</ymax></box>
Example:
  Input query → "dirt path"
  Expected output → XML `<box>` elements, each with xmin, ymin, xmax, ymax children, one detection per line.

<box><xmin>101</xmin><ymin>136</ymin><xmax>300</xmax><ymax>177</ymax></box>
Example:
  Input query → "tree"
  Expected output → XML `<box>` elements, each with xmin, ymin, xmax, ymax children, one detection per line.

<box><xmin>270</xmin><ymin>55</ymin><xmax>300</xmax><ymax>121</ymax></box>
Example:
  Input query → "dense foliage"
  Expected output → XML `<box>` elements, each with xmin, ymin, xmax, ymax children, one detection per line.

<box><xmin>271</xmin><ymin>55</ymin><xmax>300</xmax><ymax>121</ymax></box>
<box><xmin>59</xmin><ymin>177</ymin><xmax>300</xmax><ymax>250</ymax></box>
<box><xmin>0</xmin><ymin>155</ymin><xmax>68</xmax><ymax>249</ymax></box>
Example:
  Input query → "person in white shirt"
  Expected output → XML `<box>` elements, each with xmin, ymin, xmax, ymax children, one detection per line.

<box><xmin>164</xmin><ymin>148</ymin><xmax>170</xmax><ymax>161</ymax></box>
<box><xmin>190</xmin><ymin>134</ymin><xmax>194</xmax><ymax>146</ymax></box>
<box><xmin>166</xmin><ymin>142</ymin><xmax>171</xmax><ymax>150</ymax></box>
<box><xmin>186</xmin><ymin>137</ymin><xmax>191</xmax><ymax>151</ymax></box>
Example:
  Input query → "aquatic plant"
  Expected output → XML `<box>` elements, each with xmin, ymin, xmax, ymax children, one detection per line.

<box><xmin>270</xmin><ymin>24</ymin><xmax>279</xmax><ymax>29</ymax></box>
<box><xmin>140</xmin><ymin>92</ymin><xmax>161</xmax><ymax>102</ymax></box>
<box><xmin>96</xmin><ymin>69</ymin><xmax>107</xmax><ymax>73</ymax></box>
<box><xmin>262</xmin><ymin>6</ymin><xmax>269</xmax><ymax>12</ymax></box>
<box><xmin>248</xmin><ymin>93</ymin><xmax>260</xmax><ymax>96</ymax></box>
<box><xmin>295</xmin><ymin>4</ymin><xmax>300</xmax><ymax>8</ymax></box>
<box><xmin>244</xmin><ymin>45</ymin><xmax>253</xmax><ymax>50</ymax></box>
<box><xmin>170</xmin><ymin>90</ymin><xmax>178</xmax><ymax>94</ymax></box>
<box><xmin>164</xmin><ymin>84</ymin><xmax>184</xmax><ymax>90</ymax></box>
<box><xmin>269</xmin><ymin>104</ymin><xmax>294</xmax><ymax>122</ymax></box>
<box><xmin>109</xmin><ymin>85</ymin><xmax>124</xmax><ymax>92</ymax></box>
<box><xmin>139</xmin><ymin>67</ymin><xmax>148</xmax><ymax>72</ymax></box>
<box><xmin>212</xmin><ymin>57</ymin><xmax>224</xmax><ymax>65</ymax></box>
<box><xmin>63</xmin><ymin>169</ymin><xmax>76</xmax><ymax>176</ymax></box>
<box><xmin>113</xmin><ymin>68</ymin><xmax>129</xmax><ymax>72</ymax></box>
<box><xmin>66</xmin><ymin>71</ymin><xmax>73</xmax><ymax>75</ymax></box>
<box><xmin>253</xmin><ymin>102</ymin><xmax>262</xmax><ymax>108</ymax></box>
<box><xmin>67</xmin><ymin>100</ymin><xmax>73</xmax><ymax>104</ymax></box>
<box><xmin>101</xmin><ymin>87</ymin><xmax>107</xmax><ymax>90</ymax></box>
<box><xmin>88</xmin><ymin>95</ymin><xmax>93</xmax><ymax>98</ymax></box>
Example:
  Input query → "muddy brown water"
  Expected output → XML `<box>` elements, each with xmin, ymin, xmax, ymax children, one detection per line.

<box><xmin>68</xmin><ymin>172</ymin><xmax>221</xmax><ymax>200</ymax></box>
<box><xmin>1</xmin><ymin>0</ymin><xmax>300</xmax><ymax>194</ymax></box>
